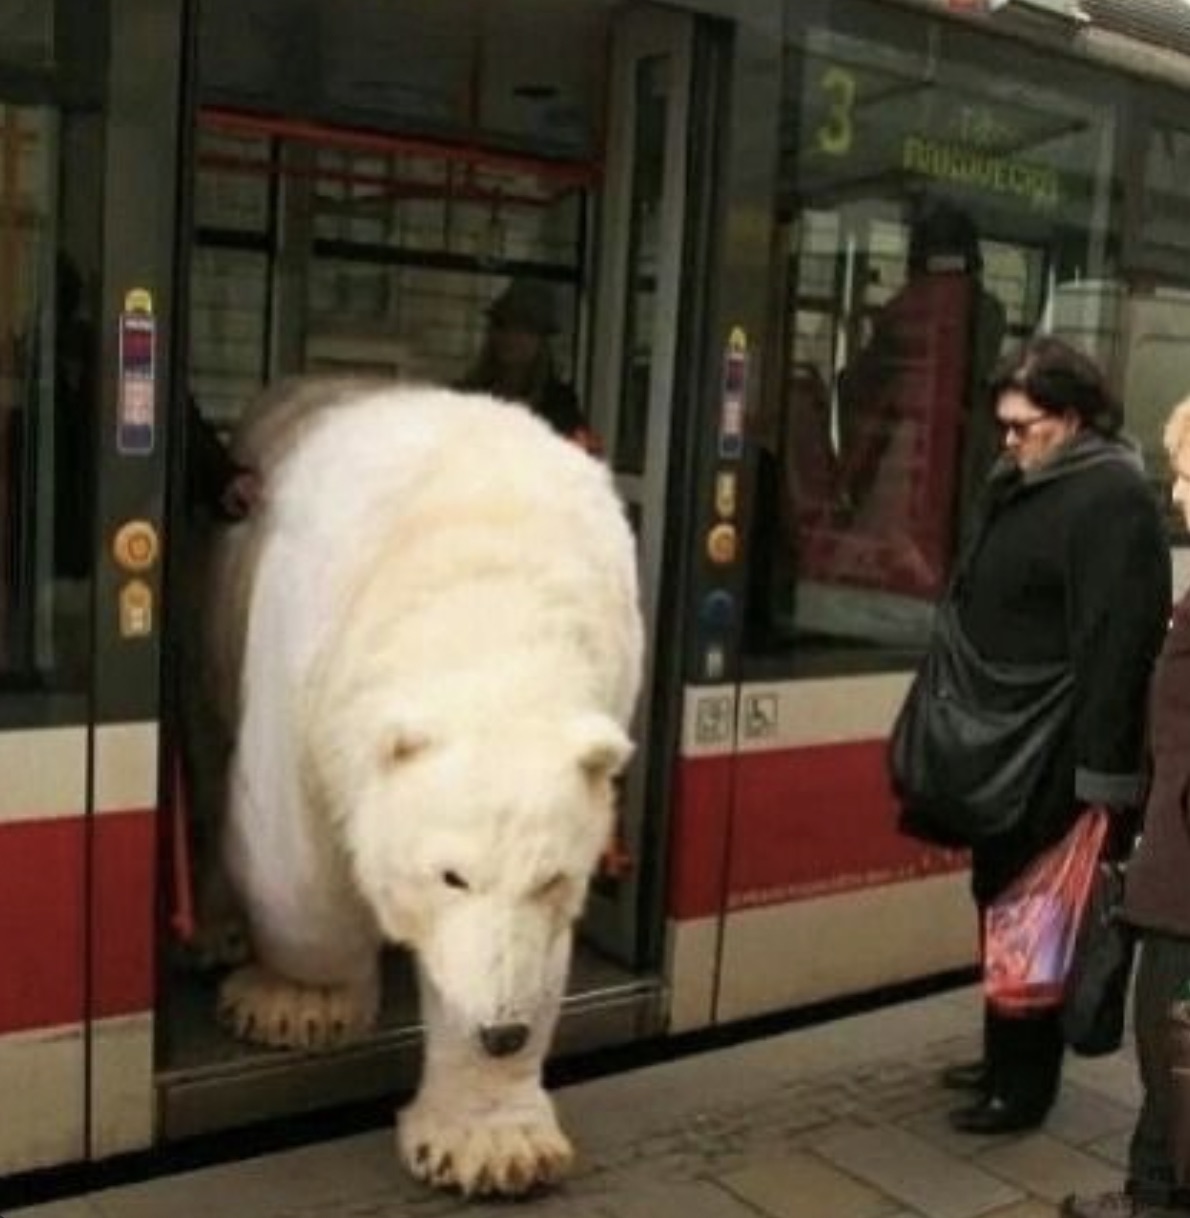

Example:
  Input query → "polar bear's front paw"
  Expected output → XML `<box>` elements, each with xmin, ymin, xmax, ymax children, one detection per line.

<box><xmin>218</xmin><ymin>964</ymin><xmax>377</xmax><ymax>1050</ymax></box>
<box><xmin>398</xmin><ymin>1093</ymin><xmax>574</xmax><ymax>1196</ymax></box>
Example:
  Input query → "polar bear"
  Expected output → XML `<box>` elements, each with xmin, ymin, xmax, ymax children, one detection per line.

<box><xmin>205</xmin><ymin>378</ymin><xmax>643</xmax><ymax>1196</ymax></box>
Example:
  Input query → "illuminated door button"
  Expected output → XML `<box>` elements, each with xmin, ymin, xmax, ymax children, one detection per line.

<box><xmin>706</xmin><ymin>523</ymin><xmax>738</xmax><ymax>565</ymax></box>
<box><xmin>112</xmin><ymin>520</ymin><xmax>159</xmax><ymax>573</ymax></box>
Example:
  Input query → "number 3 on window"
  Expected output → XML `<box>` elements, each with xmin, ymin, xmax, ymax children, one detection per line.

<box><xmin>817</xmin><ymin>66</ymin><xmax>856</xmax><ymax>157</ymax></box>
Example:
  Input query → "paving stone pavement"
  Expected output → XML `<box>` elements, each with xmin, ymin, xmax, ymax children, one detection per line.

<box><xmin>7</xmin><ymin>987</ymin><xmax>1145</xmax><ymax>1218</ymax></box>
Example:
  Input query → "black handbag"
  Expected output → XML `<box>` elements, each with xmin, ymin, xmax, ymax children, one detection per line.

<box><xmin>1062</xmin><ymin>859</ymin><xmax>1135</xmax><ymax>1056</ymax></box>
<box><xmin>890</xmin><ymin>599</ymin><xmax>1074</xmax><ymax>847</ymax></box>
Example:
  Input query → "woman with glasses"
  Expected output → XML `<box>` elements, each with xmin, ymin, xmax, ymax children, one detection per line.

<box><xmin>906</xmin><ymin>336</ymin><xmax>1171</xmax><ymax>1135</ymax></box>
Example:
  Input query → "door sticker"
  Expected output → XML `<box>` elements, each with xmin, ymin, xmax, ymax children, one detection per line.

<box><xmin>118</xmin><ymin>288</ymin><xmax>156</xmax><ymax>456</ymax></box>
<box><xmin>717</xmin><ymin>326</ymin><xmax>748</xmax><ymax>459</ymax></box>
<box><xmin>119</xmin><ymin>579</ymin><xmax>154</xmax><ymax>639</ymax></box>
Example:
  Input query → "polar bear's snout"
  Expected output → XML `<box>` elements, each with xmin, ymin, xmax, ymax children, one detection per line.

<box><xmin>479</xmin><ymin>1021</ymin><xmax>530</xmax><ymax>1057</ymax></box>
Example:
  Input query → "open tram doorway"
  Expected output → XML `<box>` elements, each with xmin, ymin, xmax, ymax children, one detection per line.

<box><xmin>158</xmin><ymin>0</ymin><xmax>708</xmax><ymax>1137</ymax></box>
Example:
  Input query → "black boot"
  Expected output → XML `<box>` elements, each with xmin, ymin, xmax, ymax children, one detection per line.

<box><xmin>949</xmin><ymin>1006</ymin><xmax>1062</xmax><ymax>1135</ymax></box>
<box><xmin>949</xmin><ymin>1093</ymin><xmax>1049</xmax><ymax>1134</ymax></box>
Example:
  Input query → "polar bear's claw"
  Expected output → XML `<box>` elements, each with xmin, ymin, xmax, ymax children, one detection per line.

<box><xmin>218</xmin><ymin>964</ymin><xmax>377</xmax><ymax>1050</ymax></box>
<box><xmin>398</xmin><ymin>1100</ymin><xmax>574</xmax><ymax>1196</ymax></box>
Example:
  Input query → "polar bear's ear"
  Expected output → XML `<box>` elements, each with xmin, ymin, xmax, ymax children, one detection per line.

<box><xmin>572</xmin><ymin>715</ymin><xmax>634</xmax><ymax>783</ymax></box>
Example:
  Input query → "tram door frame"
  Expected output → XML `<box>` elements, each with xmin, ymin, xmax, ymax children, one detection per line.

<box><xmin>0</xmin><ymin>0</ymin><xmax>185</xmax><ymax>1178</ymax></box>
<box><xmin>584</xmin><ymin>5</ymin><xmax>696</xmax><ymax>965</ymax></box>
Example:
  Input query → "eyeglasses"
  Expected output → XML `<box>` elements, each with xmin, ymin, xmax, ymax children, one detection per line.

<box><xmin>999</xmin><ymin>414</ymin><xmax>1049</xmax><ymax>441</ymax></box>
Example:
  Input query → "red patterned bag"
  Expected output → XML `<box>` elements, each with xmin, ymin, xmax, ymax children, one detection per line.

<box><xmin>984</xmin><ymin>808</ymin><xmax>1110</xmax><ymax>1015</ymax></box>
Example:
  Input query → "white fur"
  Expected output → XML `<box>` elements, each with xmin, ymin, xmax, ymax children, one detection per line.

<box><xmin>211</xmin><ymin>380</ymin><xmax>643</xmax><ymax>1195</ymax></box>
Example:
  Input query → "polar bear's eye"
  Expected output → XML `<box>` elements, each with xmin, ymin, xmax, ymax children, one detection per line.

<box><xmin>442</xmin><ymin>870</ymin><xmax>470</xmax><ymax>891</ymax></box>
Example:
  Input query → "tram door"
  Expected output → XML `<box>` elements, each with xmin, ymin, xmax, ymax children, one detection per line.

<box><xmin>0</xmin><ymin>0</ymin><xmax>182</xmax><ymax>1176</ymax></box>
<box><xmin>584</xmin><ymin>6</ymin><xmax>694</xmax><ymax>963</ymax></box>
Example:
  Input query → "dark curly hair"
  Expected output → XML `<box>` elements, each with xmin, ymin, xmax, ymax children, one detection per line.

<box><xmin>989</xmin><ymin>336</ymin><xmax>1123</xmax><ymax>438</ymax></box>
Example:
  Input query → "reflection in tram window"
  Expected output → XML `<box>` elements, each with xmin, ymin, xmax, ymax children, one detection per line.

<box><xmin>1119</xmin><ymin>284</ymin><xmax>1190</xmax><ymax>535</ymax></box>
<box><xmin>0</xmin><ymin>103</ymin><xmax>96</xmax><ymax>689</ymax></box>
<box><xmin>746</xmin><ymin>0</ymin><xmax>1121</xmax><ymax>668</ymax></box>
<box><xmin>613</xmin><ymin>57</ymin><xmax>668</xmax><ymax>479</ymax></box>
<box><xmin>0</xmin><ymin>3</ymin><xmax>53</xmax><ymax>71</ymax></box>
<box><xmin>1117</xmin><ymin>121</ymin><xmax>1190</xmax><ymax>531</ymax></box>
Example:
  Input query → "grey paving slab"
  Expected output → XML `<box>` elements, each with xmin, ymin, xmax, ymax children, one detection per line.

<box><xmin>814</xmin><ymin>1123</ymin><xmax>1024</xmax><ymax>1218</ymax></box>
<box><xmin>742</xmin><ymin>1001</ymin><xmax>982</xmax><ymax>1088</ymax></box>
<box><xmin>718</xmin><ymin>1151</ymin><xmax>900</xmax><ymax>1218</ymax></box>
<box><xmin>1045</xmin><ymin>1084</ymin><xmax>1136</xmax><ymax>1148</ymax></box>
<box><xmin>1082</xmin><ymin>1126</ymin><xmax>1131</xmax><ymax>1172</ymax></box>
<box><xmin>595</xmin><ymin>1178</ymin><xmax>772</xmax><ymax>1218</ymax></box>
<box><xmin>1063</xmin><ymin>1052</ymin><xmax>1144</xmax><ymax>1110</ymax></box>
<box><xmin>897</xmin><ymin>1100</ymin><xmax>1025</xmax><ymax>1161</ymax></box>
<box><xmin>5</xmin><ymin>1201</ymin><xmax>103</xmax><ymax>1218</ymax></box>
<box><xmin>975</xmin><ymin>1133</ymin><xmax>1123</xmax><ymax>1205</ymax></box>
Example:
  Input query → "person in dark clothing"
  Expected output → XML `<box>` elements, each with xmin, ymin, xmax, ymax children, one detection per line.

<box><xmin>52</xmin><ymin>256</ymin><xmax>97</xmax><ymax>581</ymax></box>
<box><xmin>835</xmin><ymin>202</ymin><xmax>1007</xmax><ymax>576</ymax></box>
<box><xmin>186</xmin><ymin>397</ymin><xmax>259</xmax><ymax>521</ymax></box>
<box><xmin>1063</xmin><ymin>400</ymin><xmax>1190</xmax><ymax>1218</ymax></box>
<box><xmin>933</xmin><ymin>337</ymin><xmax>1170</xmax><ymax>1135</ymax></box>
<box><xmin>460</xmin><ymin>278</ymin><xmax>592</xmax><ymax>445</ymax></box>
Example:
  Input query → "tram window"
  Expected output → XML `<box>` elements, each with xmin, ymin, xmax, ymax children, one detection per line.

<box><xmin>1119</xmin><ymin>284</ymin><xmax>1190</xmax><ymax>536</ymax></box>
<box><xmin>746</xmin><ymin>0</ymin><xmax>1121</xmax><ymax>671</ymax></box>
<box><xmin>306</xmin><ymin>148</ymin><xmax>585</xmax><ymax>386</ymax></box>
<box><xmin>0</xmin><ymin>3</ymin><xmax>53</xmax><ymax>71</ymax></box>
<box><xmin>0</xmin><ymin>101</ymin><xmax>99</xmax><ymax>695</ymax></box>
<box><xmin>191</xmin><ymin>114</ymin><xmax>588</xmax><ymax>418</ymax></box>
<box><xmin>613</xmin><ymin>56</ymin><xmax>668</xmax><ymax>479</ymax></box>
<box><xmin>195</xmin><ymin>130</ymin><xmax>270</xmax><ymax>236</ymax></box>
<box><xmin>189</xmin><ymin>248</ymin><xmax>269</xmax><ymax>429</ymax></box>
<box><xmin>1116</xmin><ymin>121</ymin><xmax>1190</xmax><ymax>533</ymax></box>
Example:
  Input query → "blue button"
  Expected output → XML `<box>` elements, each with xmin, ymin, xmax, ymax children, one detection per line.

<box><xmin>700</xmin><ymin>590</ymin><xmax>735</xmax><ymax>630</ymax></box>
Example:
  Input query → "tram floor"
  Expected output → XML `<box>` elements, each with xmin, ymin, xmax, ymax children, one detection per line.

<box><xmin>156</xmin><ymin>939</ymin><xmax>649</xmax><ymax>1074</ymax></box>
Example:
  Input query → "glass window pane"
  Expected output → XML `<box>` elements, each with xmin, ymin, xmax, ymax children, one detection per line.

<box><xmin>746</xmin><ymin>1</ymin><xmax>1119</xmax><ymax>669</ymax></box>
<box><xmin>0</xmin><ymin>1</ymin><xmax>53</xmax><ymax>72</ymax></box>
<box><xmin>613</xmin><ymin>55</ymin><xmax>668</xmax><ymax>478</ymax></box>
<box><xmin>189</xmin><ymin>248</ymin><xmax>269</xmax><ymax>428</ymax></box>
<box><xmin>194</xmin><ymin>128</ymin><xmax>271</xmax><ymax>235</ymax></box>
<box><xmin>0</xmin><ymin>100</ymin><xmax>99</xmax><ymax>690</ymax></box>
<box><xmin>307</xmin><ymin>151</ymin><xmax>584</xmax><ymax>390</ymax></box>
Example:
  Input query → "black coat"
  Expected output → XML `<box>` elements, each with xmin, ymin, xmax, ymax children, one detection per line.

<box><xmin>953</xmin><ymin>434</ymin><xmax>1170</xmax><ymax>902</ymax></box>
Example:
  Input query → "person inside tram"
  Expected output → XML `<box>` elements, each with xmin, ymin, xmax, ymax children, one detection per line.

<box><xmin>460</xmin><ymin>277</ymin><xmax>595</xmax><ymax>449</ymax></box>
<box><xmin>185</xmin><ymin>396</ymin><xmax>260</xmax><ymax>522</ymax></box>
<box><xmin>835</xmin><ymin>200</ymin><xmax>1007</xmax><ymax>562</ymax></box>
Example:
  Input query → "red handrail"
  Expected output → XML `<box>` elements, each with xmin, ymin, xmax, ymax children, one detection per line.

<box><xmin>199</xmin><ymin>107</ymin><xmax>601</xmax><ymax>189</ymax></box>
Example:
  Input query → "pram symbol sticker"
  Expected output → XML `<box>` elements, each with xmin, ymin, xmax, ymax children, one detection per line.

<box><xmin>695</xmin><ymin>694</ymin><xmax>733</xmax><ymax>746</ymax></box>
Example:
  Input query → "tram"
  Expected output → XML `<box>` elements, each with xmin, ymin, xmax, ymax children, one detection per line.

<box><xmin>4</xmin><ymin>0</ymin><xmax>1190</xmax><ymax>1181</ymax></box>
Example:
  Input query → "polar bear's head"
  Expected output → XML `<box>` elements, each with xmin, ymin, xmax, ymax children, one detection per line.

<box><xmin>347</xmin><ymin>711</ymin><xmax>632</xmax><ymax>1056</ymax></box>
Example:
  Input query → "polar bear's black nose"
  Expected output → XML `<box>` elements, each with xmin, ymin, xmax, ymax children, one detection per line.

<box><xmin>479</xmin><ymin>1022</ymin><xmax>530</xmax><ymax>1057</ymax></box>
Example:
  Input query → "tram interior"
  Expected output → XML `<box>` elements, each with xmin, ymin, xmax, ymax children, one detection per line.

<box><xmin>161</xmin><ymin>0</ymin><xmax>654</xmax><ymax>1098</ymax></box>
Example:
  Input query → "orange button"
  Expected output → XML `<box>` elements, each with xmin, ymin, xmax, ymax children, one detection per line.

<box><xmin>112</xmin><ymin>521</ymin><xmax>159</xmax><ymax>573</ymax></box>
<box><xmin>706</xmin><ymin>522</ymin><xmax>738</xmax><ymax>565</ymax></box>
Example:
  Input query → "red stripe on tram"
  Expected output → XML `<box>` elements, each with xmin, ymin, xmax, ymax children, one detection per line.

<box><xmin>0</xmin><ymin>810</ymin><xmax>156</xmax><ymax>1034</ymax></box>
